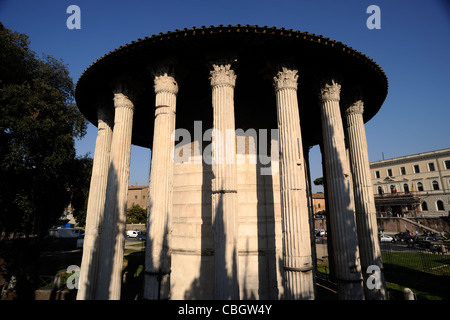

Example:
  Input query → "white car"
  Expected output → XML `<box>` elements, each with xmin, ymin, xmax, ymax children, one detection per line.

<box><xmin>127</xmin><ymin>230</ymin><xmax>139</xmax><ymax>238</ymax></box>
<box><xmin>380</xmin><ymin>235</ymin><xmax>395</xmax><ymax>243</ymax></box>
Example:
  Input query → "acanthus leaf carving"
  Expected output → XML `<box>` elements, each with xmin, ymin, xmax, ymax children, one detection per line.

<box><xmin>209</xmin><ymin>64</ymin><xmax>237</xmax><ymax>88</ymax></box>
<box><xmin>320</xmin><ymin>80</ymin><xmax>341</xmax><ymax>101</ymax></box>
<box><xmin>273</xmin><ymin>67</ymin><xmax>298</xmax><ymax>91</ymax></box>
<box><xmin>154</xmin><ymin>73</ymin><xmax>179</xmax><ymax>95</ymax></box>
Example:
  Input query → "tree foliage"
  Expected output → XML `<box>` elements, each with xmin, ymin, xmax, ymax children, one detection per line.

<box><xmin>67</xmin><ymin>156</ymin><xmax>93</xmax><ymax>227</ymax></box>
<box><xmin>126</xmin><ymin>204</ymin><xmax>148</xmax><ymax>224</ymax></box>
<box><xmin>0</xmin><ymin>22</ymin><xmax>88</xmax><ymax>239</ymax></box>
<box><xmin>313</xmin><ymin>177</ymin><xmax>324</xmax><ymax>186</ymax></box>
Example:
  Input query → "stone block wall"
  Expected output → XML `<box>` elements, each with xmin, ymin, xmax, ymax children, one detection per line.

<box><xmin>170</xmin><ymin>149</ymin><xmax>283</xmax><ymax>299</ymax></box>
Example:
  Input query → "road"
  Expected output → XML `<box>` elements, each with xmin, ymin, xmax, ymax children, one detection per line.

<box><xmin>124</xmin><ymin>236</ymin><xmax>146</xmax><ymax>251</ymax></box>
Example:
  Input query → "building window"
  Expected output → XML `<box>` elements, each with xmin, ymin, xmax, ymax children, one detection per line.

<box><xmin>437</xmin><ymin>200</ymin><xmax>444</xmax><ymax>211</ymax></box>
<box><xmin>135</xmin><ymin>195</ymin><xmax>138</xmax><ymax>199</ymax></box>
<box><xmin>403</xmin><ymin>183</ymin><xmax>409</xmax><ymax>194</ymax></box>
<box><xmin>422</xmin><ymin>201</ymin><xmax>428</xmax><ymax>211</ymax></box>
<box><xmin>445</xmin><ymin>160</ymin><xmax>450</xmax><ymax>170</ymax></box>
<box><xmin>428</xmin><ymin>162</ymin><xmax>435</xmax><ymax>172</ymax></box>
<box><xmin>413</xmin><ymin>164</ymin><xmax>420</xmax><ymax>173</ymax></box>
<box><xmin>387</xmin><ymin>169</ymin><xmax>393</xmax><ymax>177</ymax></box>
<box><xmin>432</xmin><ymin>180</ymin><xmax>440</xmax><ymax>191</ymax></box>
<box><xmin>417</xmin><ymin>182</ymin><xmax>424</xmax><ymax>191</ymax></box>
<box><xmin>375</xmin><ymin>171</ymin><xmax>380</xmax><ymax>179</ymax></box>
<box><xmin>378</xmin><ymin>186</ymin><xmax>383</xmax><ymax>195</ymax></box>
<box><xmin>400</xmin><ymin>167</ymin><xmax>406</xmax><ymax>175</ymax></box>
<box><xmin>390</xmin><ymin>185</ymin><xmax>397</xmax><ymax>194</ymax></box>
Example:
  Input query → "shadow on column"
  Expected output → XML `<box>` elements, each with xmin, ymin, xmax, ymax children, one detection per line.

<box><xmin>95</xmin><ymin>161</ymin><xmax>119</xmax><ymax>299</ymax></box>
<box><xmin>255</xmin><ymin>160</ymin><xmax>277</xmax><ymax>299</ymax></box>
<box><xmin>143</xmin><ymin>193</ymin><xmax>171</xmax><ymax>300</ymax></box>
<box><xmin>78</xmin><ymin>231</ymin><xmax>101</xmax><ymax>299</ymax></box>
<box><xmin>322</xmin><ymin>122</ymin><xmax>364</xmax><ymax>299</ymax></box>
<box><xmin>184</xmin><ymin>157</ymin><xmax>214</xmax><ymax>299</ymax></box>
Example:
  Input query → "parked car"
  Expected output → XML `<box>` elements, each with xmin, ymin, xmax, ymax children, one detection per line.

<box><xmin>76</xmin><ymin>234</ymin><xmax>84</xmax><ymax>249</ymax></box>
<box><xmin>394</xmin><ymin>232</ymin><xmax>413</xmax><ymax>242</ymax></box>
<box><xmin>127</xmin><ymin>230</ymin><xmax>140</xmax><ymax>238</ymax></box>
<box><xmin>137</xmin><ymin>231</ymin><xmax>147</xmax><ymax>241</ymax></box>
<box><xmin>49</xmin><ymin>227</ymin><xmax>84</xmax><ymax>238</ymax></box>
<box><xmin>380</xmin><ymin>235</ymin><xmax>395</xmax><ymax>243</ymax></box>
<box><xmin>315</xmin><ymin>229</ymin><xmax>326</xmax><ymax>237</ymax></box>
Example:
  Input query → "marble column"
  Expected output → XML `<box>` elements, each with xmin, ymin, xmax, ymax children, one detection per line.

<box><xmin>273</xmin><ymin>67</ymin><xmax>315</xmax><ymax>299</ymax></box>
<box><xmin>319</xmin><ymin>142</ymin><xmax>336</xmax><ymax>283</ymax></box>
<box><xmin>344</xmin><ymin>100</ymin><xmax>387</xmax><ymax>300</ymax></box>
<box><xmin>319</xmin><ymin>80</ymin><xmax>364</xmax><ymax>300</ymax></box>
<box><xmin>77</xmin><ymin>102</ymin><xmax>114</xmax><ymax>300</ymax></box>
<box><xmin>144</xmin><ymin>72</ymin><xmax>178</xmax><ymax>300</ymax></box>
<box><xmin>209</xmin><ymin>63</ymin><xmax>239</xmax><ymax>300</ymax></box>
<box><xmin>95</xmin><ymin>89</ymin><xmax>134</xmax><ymax>300</ymax></box>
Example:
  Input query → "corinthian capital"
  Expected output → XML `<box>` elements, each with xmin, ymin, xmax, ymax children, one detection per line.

<box><xmin>345</xmin><ymin>100</ymin><xmax>364</xmax><ymax>116</ymax></box>
<box><xmin>209</xmin><ymin>64</ymin><xmax>237</xmax><ymax>88</ymax></box>
<box><xmin>113</xmin><ymin>93</ymin><xmax>134</xmax><ymax>110</ymax></box>
<box><xmin>154</xmin><ymin>73</ymin><xmax>179</xmax><ymax>95</ymax></box>
<box><xmin>320</xmin><ymin>80</ymin><xmax>341</xmax><ymax>101</ymax></box>
<box><xmin>273</xmin><ymin>67</ymin><xmax>298</xmax><ymax>92</ymax></box>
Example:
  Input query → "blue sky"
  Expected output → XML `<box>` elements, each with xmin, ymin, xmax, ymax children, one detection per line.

<box><xmin>1</xmin><ymin>0</ymin><xmax>449</xmax><ymax>192</ymax></box>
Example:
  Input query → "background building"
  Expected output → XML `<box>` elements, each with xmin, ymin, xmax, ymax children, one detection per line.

<box><xmin>127</xmin><ymin>185</ymin><xmax>149</xmax><ymax>210</ymax></box>
<box><xmin>370</xmin><ymin>148</ymin><xmax>450</xmax><ymax>217</ymax></box>
<box><xmin>312</xmin><ymin>193</ymin><xmax>326</xmax><ymax>217</ymax></box>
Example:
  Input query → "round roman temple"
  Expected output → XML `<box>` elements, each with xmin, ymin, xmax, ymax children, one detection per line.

<box><xmin>75</xmin><ymin>25</ymin><xmax>388</xmax><ymax>300</ymax></box>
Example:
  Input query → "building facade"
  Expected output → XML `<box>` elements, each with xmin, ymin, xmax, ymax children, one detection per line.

<box><xmin>370</xmin><ymin>148</ymin><xmax>450</xmax><ymax>217</ymax></box>
<box><xmin>312</xmin><ymin>193</ymin><xmax>326</xmax><ymax>217</ymax></box>
<box><xmin>127</xmin><ymin>185</ymin><xmax>149</xmax><ymax>209</ymax></box>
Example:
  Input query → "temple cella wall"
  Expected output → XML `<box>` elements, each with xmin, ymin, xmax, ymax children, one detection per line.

<box><xmin>170</xmin><ymin>137</ymin><xmax>284</xmax><ymax>299</ymax></box>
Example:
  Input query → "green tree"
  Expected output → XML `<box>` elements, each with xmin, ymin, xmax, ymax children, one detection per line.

<box><xmin>126</xmin><ymin>204</ymin><xmax>148</xmax><ymax>224</ymax></box>
<box><xmin>67</xmin><ymin>156</ymin><xmax>93</xmax><ymax>227</ymax></box>
<box><xmin>0</xmin><ymin>22</ymin><xmax>87</xmax><ymax>239</ymax></box>
<box><xmin>313</xmin><ymin>177</ymin><xmax>324</xmax><ymax>187</ymax></box>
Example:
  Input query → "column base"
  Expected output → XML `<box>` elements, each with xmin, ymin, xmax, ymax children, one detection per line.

<box><xmin>336</xmin><ymin>278</ymin><xmax>365</xmax><ymax>300</ymax></box>
<box><xmin>143</xmin><ymin>271</ymin><xmax>171</xmax><ymax>300</ymax></box>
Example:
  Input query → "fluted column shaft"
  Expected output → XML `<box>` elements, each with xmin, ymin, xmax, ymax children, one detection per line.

<box><xmin>345</xmin><ymin>100</ymin><xmax>387</xmax><ymax>300</ymax></box>
<box><xmin>273</xmin><ymin>67</ymin><xmax>314</xmax><ymax>299</ymax></box>
<box><xmin>144</xmin><ymin>73</ymin><xmax>178</xmax><ymax>300</ymax></box>
<box><xmin>77</xmin><ymin>105</ymin><xmax>113</xmax><ymax>300</ymax></box>
<box><xmin>319</xmin><ymin>80</ymin><xmax>364</xmax><ymax>300</ymax></box>
<box><xmin>95</xmin><ymin>92</ymin><xmax>134</xmax><ymax>300</ymax></box>
<box><xmin>210</xmin><ymin>63</ymin><xmax>239</xmax><ymax>300</ymax></box>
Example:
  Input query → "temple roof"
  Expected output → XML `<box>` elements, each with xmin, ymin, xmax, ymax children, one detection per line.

<box><xmin>75</xmin><ymin>25</ymin><xmax>388</xmax><ymax>149</ymax></box>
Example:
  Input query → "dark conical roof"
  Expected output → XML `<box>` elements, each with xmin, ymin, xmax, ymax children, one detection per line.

<box><xmin>75</xmin><ymin>25</ymin><xmax>388</xmax><ymax>148</ymax></box>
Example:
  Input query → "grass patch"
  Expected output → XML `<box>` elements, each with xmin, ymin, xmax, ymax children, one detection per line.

<box><xmin>315</xmin><ymin>250</ymin><xmax>450</xmax><ymax>300</ymax></box>
<box><xmin>317</xmin><ymin>262</ymin><xmax>329</xmax><ymax>275</ymax></box>
<box><xmin>385</xmin><ymin>280</ymin><xmax>445</xmax><ymax>300</ymax></box>
<box><xmin>382</xmin><ymin>251</ymin><xmax>450</xmax><ymax>276</ymax></box>
<box><xmin>382</xmin><ymin>250</ymin><xmax>450</xmax><ymax>300</ymax></box>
